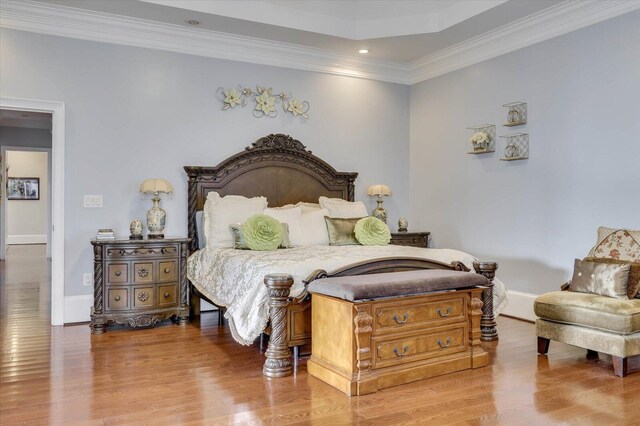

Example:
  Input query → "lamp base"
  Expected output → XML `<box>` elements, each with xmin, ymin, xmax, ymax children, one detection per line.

<box><xmin>147</xmin><ymin>233</ymin><xmax>164</xmax><ymax>239</ymax></box>
<box><xmin>372</xmin><ymin>199</ymin><xmax>387</xmax><ymax>223</ymax></box>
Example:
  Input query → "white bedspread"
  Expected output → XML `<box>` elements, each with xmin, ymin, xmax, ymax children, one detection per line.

<box><xmin>187</xmin><ymin>245</ymin><xmax>508</xmax><ymax>345</ymax></box>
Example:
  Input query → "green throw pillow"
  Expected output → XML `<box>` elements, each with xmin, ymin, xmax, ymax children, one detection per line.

<box><xmin>324</xmin><ymin>217</ymin><xmax>364</xmax><ymax>246</ymax></box>
<box><xmin>239</xmin><ymin>214</ymin><xmax>284</xmax><ymax>251</ymax></box>
<box><xmin>355</xmin><ymin>216</ymin><xmax>391</xmax><ymax>246</ymax></box>
<box><xmin>230</xmin><ymin>222</ymin><xmax>291</xmax><ymax>250</ymax></box>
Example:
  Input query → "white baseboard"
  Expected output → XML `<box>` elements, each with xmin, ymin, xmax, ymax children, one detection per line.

<box><xmin>501</xmin><ymin>290</ymin><xmax>537</xmax><ymax>322</ymax></box>
<box><xmin>64</xmin><ymin>295</ymin><xmax>92</xmax><ymax>324</ymax></box>
<box><xmin>7</xmin><ymin>234</ymin><xmax>46</xmax><ymax>244</ymax></box>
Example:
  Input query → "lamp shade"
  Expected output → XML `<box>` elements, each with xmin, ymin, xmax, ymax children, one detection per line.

<box><xmin>367</xmin><ymin>184</ymin><xmax>392</xmax><ymax>197</ymax></box>
<box><xmin>139</xmin><ymin>178</ymin><xmax>173</xmax><ymax>194</ymax></box>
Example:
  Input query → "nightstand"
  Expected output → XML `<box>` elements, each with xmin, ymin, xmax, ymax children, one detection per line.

<box><xmin>390</xmin><ymin>232</ymin><xmax>430</xmax><ymax>248</ymax></box>
<box><xmin>90</xmin><ymin>237</ymin><xmax>190</xmax><ymax>334</ymax></box>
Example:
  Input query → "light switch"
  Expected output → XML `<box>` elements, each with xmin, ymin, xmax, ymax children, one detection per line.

<box><xmin>84</xmin><ymin>195</ymin><xmax>103</xmax><ymax>208</ymax></box>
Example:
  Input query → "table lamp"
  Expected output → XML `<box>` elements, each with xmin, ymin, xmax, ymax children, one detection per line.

<box><xmin>139</xmin><ymin>178</ymin><xmax>173</xmax><ymax>239</ymax></box>
<box><xmin>367</xmin><ymin>184</ymin><xmax>392</xmax><ymax>223</ymax></box>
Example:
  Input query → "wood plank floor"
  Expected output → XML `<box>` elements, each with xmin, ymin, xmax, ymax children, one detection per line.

<box><xmin>2</xmin><ymin>245</ymin><xmax>640</xmax><ymax>425</ymax></box>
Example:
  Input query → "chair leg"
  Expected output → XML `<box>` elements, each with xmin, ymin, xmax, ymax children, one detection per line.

<box><xmin>586</xmin><ymin>349</ymin><xmax>599</xmax><ymax>360</ymax></box>
<box><xmin>537</xmin><ymin>337</ymin><xmax>550</xmax><ymax>355</ymax></box>
<box><xmin>612</xmin><ymin>356</ymin><xmax>628</xmax><ymax>377</ymax></box>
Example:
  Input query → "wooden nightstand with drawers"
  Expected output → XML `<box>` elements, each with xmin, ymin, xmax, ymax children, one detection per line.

<box><xmin>90</xmin><ymin>237</ymin><xmax>190</xmax><ymax>334</ymax></box>
<box><xmin>390</xmin><ymin>232</ymin><xmax>430</xmax><ymax>248</ymax></box>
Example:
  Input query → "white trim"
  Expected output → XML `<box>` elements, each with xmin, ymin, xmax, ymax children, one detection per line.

<box><xmin>0</xmin><ymin>97</ymin><xmax>65</xmax><ymax>326</ymax></box>
<box><xmin>2</xmin><ymin>1</ymin><xmax>639</xmax><ymax>85</ymax></box>
<box><xmin>6</xmin><ymin>234</ymin><xmax>46</xmax><ymax>244</ymax></box>
<box><xmin>408</xmin><ymin>0</ymin><xmax>640</xmax><ymax>84</ymax></box>
<box><xmin>501</xmin><ymin>290</ymin><xmax>537</xmax><ymax>323</ymax></box>
<box><xmin>63</xmin><ymin>295</ymin><xmax>92</xmax><ymax>324</ymax></box>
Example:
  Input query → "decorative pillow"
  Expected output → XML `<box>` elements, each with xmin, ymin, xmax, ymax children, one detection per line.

<box><xmin>324</xmin><ymin>217</ymin><xmax>364</xmax><ymax>246</ymax></box>
<box><xmin>588</xmin><ymin>227</ymin><xmax>640</xmax><ymax>261</ymax></box>
<box><xmin>584</xmin><ymin>257</ymin><xmax>640</xmax><ymax>299</ymax></box>
<box><xmin>299</xmin><ymin>208</ymin><xmax>330</xmax><ymax>246</ymax></box>
<box><xmin>203</xmin><ymin>192</ymin><xmax>267</xmax><ymax>248</ymax></box>
<box><xmin>569</xmin><ymin>258</ymin><xmax>630</xmax><ymax>299</ymax></box>
<box><xmin>230</xmin><ymin>223</ymin><xmax>291</xmax><ymax>250</ymax></box>
<box><xmin>241</xmin><ymin>214</ymin><xmax>283</xmax><ymax>251</ymax></box>
<box><xmin>354</xmin><ymin>217</ymin><xmax>391</xmax><ymax>246</ymax></box>
<box><xmin>264</xmin><ymin>206</ymin><xmax>302</xmax><ymax>246</ymax></box>
<box><xmin>319</xmin><ymin>196</ymin><xmax>368</xmax><ymax>219</ymax></box>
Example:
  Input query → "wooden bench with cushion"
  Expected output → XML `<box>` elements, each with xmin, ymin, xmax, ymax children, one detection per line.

<box><xmin>306</xmin><ymin>269</ymin><xmax>489</xmax><ymax>395</ymax></box>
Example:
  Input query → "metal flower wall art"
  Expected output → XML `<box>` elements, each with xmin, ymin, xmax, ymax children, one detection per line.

<box><xmin>216</xmin><ymin>85</ymin><xmax>310</xmax><ymax>119</ymax></box>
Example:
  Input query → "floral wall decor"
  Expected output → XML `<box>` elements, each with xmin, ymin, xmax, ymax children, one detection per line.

<box><xmin>216</xmin><ymin>85</ymin><xmax>310</xmax><ymax>119</ymax></box>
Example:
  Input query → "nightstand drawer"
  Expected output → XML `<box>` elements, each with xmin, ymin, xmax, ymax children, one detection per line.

<box><xmin>158</xmin><ymin>283</ymin><xmax>178</xmax><ymax>307</ymax></box>
<box><xmin>133</xmin><ymin>286</ymin><xmax>155</xmax><ymax>309</ymax></box>
<box><xmin>107</xmin><ymin>288</ymin><xmax>130</xmax><ymax>310</ymax></box>
<box><xmin>105</xmin><ymin>243</ymin><xmax>180</xmax><ymax>259</ymax></box>
<box><xmin>390</xmin><ymin>232</ymin><xmax>430</xmax><ymax>248</ymax></box>
<box><xmin>158</xmin><ymin>260</ymin><xmax>177</xmax><ymax>283</ymax></box>
<box><xmin>107</xmin><ymin>263</ymin><xmax>128</xmax><ymax>284</ymax></box>
<box><xmin>133</xmin><ymin>262</ymin><xmax>154</xmax><ymax>283</ymax></box>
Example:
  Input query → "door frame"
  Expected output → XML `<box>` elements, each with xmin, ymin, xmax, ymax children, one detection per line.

<box><xmin>1</xmin><ymin>146</ymin><xmax>52</xmax><ymax>257</ymax></box>
<box><xmin>0</xmin><ymin>97</ymin><xmax>65</xmax><ymax>326</ymax></box>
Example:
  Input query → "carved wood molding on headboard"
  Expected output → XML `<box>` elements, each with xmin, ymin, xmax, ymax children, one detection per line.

<box><xmin>184</xmin><ymin>134</ymin><xmax>358</xmax><ymax>252</ymax></box>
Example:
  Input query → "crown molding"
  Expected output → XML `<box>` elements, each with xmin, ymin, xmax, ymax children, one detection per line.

<box><xmin>409</xmin><ymin>0</ymin><xmax>640</xmax><ymax>84</ymax></box>
<box><xmin>0</xmin><ymin>0</ymin><xmax>411</xmax><ymax>84</ymax></box>
<box><xmin>1</xmin><ymin>1</ymin><xmax>639</xmax><ymax>86</ymax></box>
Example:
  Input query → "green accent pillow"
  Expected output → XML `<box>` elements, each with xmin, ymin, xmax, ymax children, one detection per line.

<box><xmin>230</xmin><ymin>223</ymin><xmax>291</xmax><ymax>250</ymax></box>
<box><xmin>236</xmin><ymin>214</ymin><xmax>284</xmax><ymax>251</ymax></box>
<box><xmin>324</xmin><ymin>217</ymin><xmax>364</xmax><ymax>246</ymax></box>
<box><xmin>355</xmin><ymin>216</ymin><xmax>391</xmax><ymax>246</ymax></box>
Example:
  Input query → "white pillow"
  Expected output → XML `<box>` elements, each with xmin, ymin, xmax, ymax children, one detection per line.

<box><xmin>299</xmin><ymin>208</ymin><xmax>330</xmax><ymax>246</ymax></box>
<box><xmin>264</xmin><ymin>206</ymin><xmax>303</xmax><ymax>246</ymax></box>
<box><xmin>204</xmin><ymin>192</ymin><xmax>267</xmax><ymax>248</ymax></box>
<box><xmin>319</xmin><ymin>196</ymin><xmax>368</xmax><ymax>219</ymax></box>
<box><xmin>296</xmin><ymin>202</ymin><xmax>321</xmax><ymax>213</ymax></box>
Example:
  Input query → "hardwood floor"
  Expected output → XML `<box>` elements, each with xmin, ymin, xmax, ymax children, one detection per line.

<box><xmin>2</xmin><ymin>245</ymin><xmax>640</xmax><ymax>425</ymax></box>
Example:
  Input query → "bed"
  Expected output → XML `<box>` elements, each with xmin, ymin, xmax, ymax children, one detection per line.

<box><xmin>185</xmin><ymin>134</ymin><xmax>505</xmax><ymax>374</ymax></box>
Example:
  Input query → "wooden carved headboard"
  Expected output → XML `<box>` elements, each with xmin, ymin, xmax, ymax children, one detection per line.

<box><xmin>184</xmin><ymin>134</ymin><xmax>358</xmax><ymax>252</ymax></box>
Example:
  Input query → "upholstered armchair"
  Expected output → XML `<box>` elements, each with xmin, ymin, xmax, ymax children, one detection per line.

<box><xmin>534</xmin><ymin>227</ymin><xmax>640</xmax><ymax>377</ymax></box>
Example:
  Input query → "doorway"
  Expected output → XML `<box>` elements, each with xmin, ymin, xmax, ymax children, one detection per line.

<box><xmin>0</xmin><ymin>98</ymin><xmax>65</xmax><ymax>325</ymax></box>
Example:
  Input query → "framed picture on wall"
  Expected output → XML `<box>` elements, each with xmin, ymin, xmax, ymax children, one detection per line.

<box><xmin>7</xmin><ymin>177</ymin><xmax>40</xmax><ymax>200</ymax></box>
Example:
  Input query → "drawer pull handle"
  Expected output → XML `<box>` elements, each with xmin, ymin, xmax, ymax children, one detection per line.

<box><xmin>138</xmin><ymin>268</ymin><xmax>149</xmax><ymax>278</ymax></box>
<box><xmin>393</xmin><ymin>346</ymin><xmax>410</xmax><ymax>357</ymax></box>
<box><xmin>119</xmin><ymin>249</ymin><xmax>126</xmax><ymax>255</ymax></box>
<box><xmin>114</xmin><ymin>271</ymin><xmax>121</xmax><ymax>277</ymax></box>
<box><xmin>164</xmin><ymin>292</ymin><xmax>170</xmax><ymax>298</ymax></box>
<box><xmin>437</xmin><ymin>337</ymin><xmax>452</xmax><ymax>349</ymax></box>
<box><xmin>164</xmin><ymin>268</ymin><xmax>171</xmax><ymax>274</ymax></box>
<box><xmin>393</xmin><ymin>313</ymin><xmax>409</xmax><ymax>324</ymax></box>
<box><xmin>437</xmin><ymin>306</ymin><xmax>452</xmax><ymax>317</ymax></box>
<box><xmin>114</xmin><ymin>295</ymin><xmax>121</xmax><ymax>301</ymax></box>
<box><xmin>138</xmin><ymin>291</ymin><xmax>149</xmax><ymax>302</ymax></box>
<box><xmin>161</xmin><ymin>248</ymin><xmax>167</xmax><ymax>254</ymax></box>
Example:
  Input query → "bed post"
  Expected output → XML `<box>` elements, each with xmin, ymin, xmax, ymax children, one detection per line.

<box><xmin>263</xmin><ymin>274</ymin><xmax>294</xmax><ymax>378</ymax></box>
<box><xmin>473</xmin><ymin>261</ymin><xmax>499</xmax><ymax>341</ymax></box>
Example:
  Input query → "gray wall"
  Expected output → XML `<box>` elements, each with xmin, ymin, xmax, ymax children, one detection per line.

<box><xmin>0</xmin><ymin>126</ymin><xmax>53</xmax><ymax>148</ymax></box>
<box><xmin>0</xmin><ymin>29</ymin><xmax>410</xmax><ymax>297</ymax></box>
<box><xmin>410</xmin><ymin>11</ymin><xmax>640</xmax><ymax>296</ymax></box>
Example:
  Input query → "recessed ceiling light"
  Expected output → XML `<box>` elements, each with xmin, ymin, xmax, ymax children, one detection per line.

<box><xmin>358</xmin><ymin>49</ymin><xmax>369</xmax><ymax>54</ymax></box>
<box><xmin>186</xmin><ymin>19</ymin><xmax>200</xmax><ymax>26</ymax></box>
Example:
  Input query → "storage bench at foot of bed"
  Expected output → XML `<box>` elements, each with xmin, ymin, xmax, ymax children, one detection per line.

<box><xmin>306</xmin><ymin>271</ymin><xmax>488</xmax><ymax>396</ymax></box>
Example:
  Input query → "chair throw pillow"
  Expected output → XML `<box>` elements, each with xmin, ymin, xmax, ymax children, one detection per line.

<box><xmin>584</xmin><ymin>257</ymin><xmax>640</xmax><ymax>299</ymax></box>
<box><xmin>569</xmin><ymin>258</ymin><xmax>630</xmax><ymax>299</ymax></box>
<box><xmin>587</xmin><ymin>227</ymin><xmax>640</xmax><ymax>261</ymax></box>
<box><xmin>354</xmin><ymin>217</ymin><xmax>391</xmax><ymax>246</ymax></box>
<box><xmin>324</xmin><ymin>217</ymin><xmax>364</xmax><ymax>246</ymax></box>
<box><xmin>239</xmin><ymin>214</ymin><xmax>283</xmax><ymax>251</ymax></box>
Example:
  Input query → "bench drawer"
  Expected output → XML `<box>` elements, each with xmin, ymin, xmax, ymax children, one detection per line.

<box><xmin>374</xmin><ymin>295</ymin><xmax>466</xmax><ymax>332</ymax></box>
<box><xmin>372</xmin><ymin>325</ymin><xmax>467</xmax><ymax>369</ymax></box>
